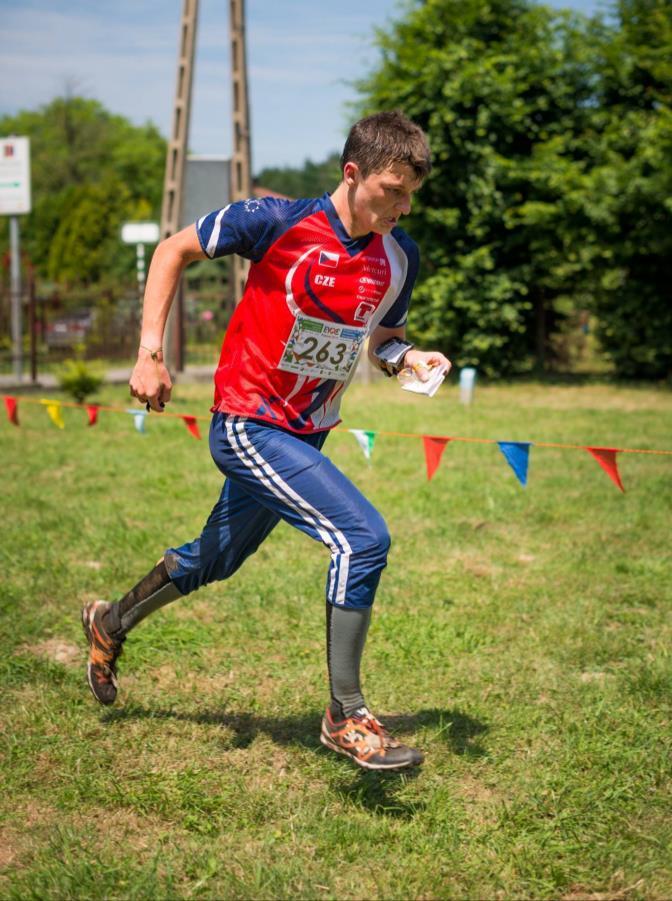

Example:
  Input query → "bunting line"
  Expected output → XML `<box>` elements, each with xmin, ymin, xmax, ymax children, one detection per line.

<box><xmin>3</xmin><ymin>395</ymin><xmax>672</xmax><ymax>458</ymax></box>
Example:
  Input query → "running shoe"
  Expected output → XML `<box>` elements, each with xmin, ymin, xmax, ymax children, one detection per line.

<box><xmin>320</xmin><ymin>706</ymin><xmax>424</xmax><ymax>770</ymax></box>
<box><xmin>81</xmin><ymin>600</ymin><xmax>125</xmax><ymax>705</ymax></box>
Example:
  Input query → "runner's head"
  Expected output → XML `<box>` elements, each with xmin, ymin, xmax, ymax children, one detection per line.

<box><xmin>339</xmin><ymin>111</ymin><xmax>431</xmax><ymax>237</ymax></box>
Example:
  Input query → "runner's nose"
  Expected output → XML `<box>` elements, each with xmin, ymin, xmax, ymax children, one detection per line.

<box><xmin>396</xmin><ymin>196</ymin><xmax>411</xmax><ymax>216</ymax></box>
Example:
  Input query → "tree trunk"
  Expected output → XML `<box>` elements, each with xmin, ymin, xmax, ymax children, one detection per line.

<box><xmin>534</xmin><ymin>293</ymin><xmax>546</xmax><ymax>373</ymax></box>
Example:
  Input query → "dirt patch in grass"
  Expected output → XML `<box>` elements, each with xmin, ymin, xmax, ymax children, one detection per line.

<box><xmin>20</xmin><ymin>638</ymin><xmax>81</xmax><ymax>667</ymax></box>
<box><xmin>454</xmin><ymin>773</ymin><xmax>503</xmax><ymax>828</ymax></box>
<box><xmin>562</xmin><ymin>875</ymin><xmax>646</xmax><ymax>900</ymax></box>
<box><xmin>0</xmin><ymin>799</ymin><xmax>57</xmax><ymax>872</ymax></box>
<box><xmin>70</xmin><ymin>806</ymin><xmax>170</xmax><ymax>851</ymax></box>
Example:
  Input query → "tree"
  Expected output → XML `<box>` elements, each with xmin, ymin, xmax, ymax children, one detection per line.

<box><xmin>588</xmin><ymin>0</ymin><xmax>672</xmax><ymax>378</ymax></box>
<box><xmin>255</xmin><ymin>153</ymin><xmax>342</xmax><ymax>199</ymax></box>
<box><xmin>0</xmin><ymin>96</ymin><xmax>165</xmax><ymax>289</ymax></box>
<box><xmin>357</xmin><ymin>0</ymin><xmax>670</xmax><ymax>378</ymax></box>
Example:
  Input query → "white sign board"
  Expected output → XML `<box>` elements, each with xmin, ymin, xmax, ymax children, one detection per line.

<box><xmin>0</xmin><ymin>137</ymin><xmax>31</xmax><ymax>215</ymax></box>
<box><xmin>121</xmin><ymin>221</ymin><xmax>160</xmax><ymax>244</ymax></box>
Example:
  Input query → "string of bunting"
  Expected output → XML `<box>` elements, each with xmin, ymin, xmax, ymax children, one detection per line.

<box><xmin>4</xmin><ymin>394</ymin><xmax>671</xmax><ymax>493</ymax></box>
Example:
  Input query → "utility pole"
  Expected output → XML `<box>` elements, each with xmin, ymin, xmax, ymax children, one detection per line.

<box><xmin>230</xmin><ymin>0</ymin><xmax>252</xmax><ymax>303</ymax></box>
<box><xmin>160</xmin><ymin>0</ymin><xmax>199</xmax><ymax>372</ymax></box>
<box><xmin>9</xmin><ymin>217</ymin><xmax>22</xmax><ymax>380</ymax></box>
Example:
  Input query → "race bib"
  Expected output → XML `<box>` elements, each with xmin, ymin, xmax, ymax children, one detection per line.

<box><xmin>277</xmin><ymin>315</ymin><xmax>366</xmax><ymax>382</ymax></box>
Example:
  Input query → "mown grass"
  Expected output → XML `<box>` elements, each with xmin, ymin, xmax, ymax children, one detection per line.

<box><xmin>1</xmin><ymin>377</ymin><xmax>671</xmax><ymax>899</ymax></box>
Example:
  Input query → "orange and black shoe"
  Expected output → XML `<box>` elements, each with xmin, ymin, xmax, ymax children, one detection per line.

<box><xmin>81</xmin><ymin>600</ymin><xmax>125</xmax><ymax>705</ymax></box>
<box><xmin>320</xmin><ymin>706</ymin><xmax>424</xmax><ymax>771</ymax></box>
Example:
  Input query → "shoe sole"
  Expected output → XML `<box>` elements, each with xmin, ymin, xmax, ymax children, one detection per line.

<box><xmin>81</xmin><ymin>603</ymin><xmax>117</xmax><ymax>706</ymax></box>
<box><xmin>320</xmin><ymin>730</ymin><xmax>423</xmax><ymax>771</ymax></box>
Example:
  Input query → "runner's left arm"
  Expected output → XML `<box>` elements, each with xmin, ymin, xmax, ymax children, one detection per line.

<box><xmin>368</xmin><ymin>324</ymin><xmax>451</xmax><ymax>381</ymax></box>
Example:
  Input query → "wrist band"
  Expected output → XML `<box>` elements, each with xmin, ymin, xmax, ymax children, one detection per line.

<box><xmin>140</xmin><ymin>345</ymin><xmax>163</xmax><ymax>362</ymax></box>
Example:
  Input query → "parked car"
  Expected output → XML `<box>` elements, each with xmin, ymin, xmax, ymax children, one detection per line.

<box><xmin>45</xmin><ymin>309</ymin><xmax>95</xmax><ymax>348</ymax></box>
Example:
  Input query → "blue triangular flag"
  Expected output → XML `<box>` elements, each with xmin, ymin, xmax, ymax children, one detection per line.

<box><xmin>497</xmin><ymin>441</ymin><xmax>532</xmax><ymax>486</ymax></box>
<box><xmin>126</xmin><ymin>408</ymin><xmax>148</xmax><ymax>434</ymax></box>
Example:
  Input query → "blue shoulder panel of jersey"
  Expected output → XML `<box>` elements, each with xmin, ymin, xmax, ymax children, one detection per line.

<box><xmin>196</xmin><ymin>196</ymin><xmax>323</xmax><ymax>263</ymax></box>
<box><xmin>379</xmin><ymin>227</ymin><xmax>420</xmax><ymax>329</ymax></box>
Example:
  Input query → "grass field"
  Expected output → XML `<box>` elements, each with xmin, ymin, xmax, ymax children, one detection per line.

<box><xmin>1</xmin><ymin>377</ymin><xmax>671</xmax><ymax>899</ymax></box>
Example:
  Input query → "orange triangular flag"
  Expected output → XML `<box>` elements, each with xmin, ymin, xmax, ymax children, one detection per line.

<box><xmin>182</xmin><ymin>415</ymin><xmax>201</xmax><ymax>440</ymax></box>
<box><xmin>86</xmin><ymin>404</ymin><xmax>99</xmax><ymax>426</ymax></box>
<box><xmin>423</xmin><ymin>436</ymin><xmax>451</xmax><ymax>481</ymax></box>
<box><xmin>586</xmin><ymin>446</ymin><xmax>625</xmax><ymax>492</ymax></box>
<box><xmin>4</xmin><ymin>395</ymin><xmax>18</xmax><ymax>426</ymax></box>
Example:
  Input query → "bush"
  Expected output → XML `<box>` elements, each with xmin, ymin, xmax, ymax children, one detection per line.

<box><xmin>58</xmin><ymin>359</ymin><xmax>103</xmax><ymax>404</ymax></box>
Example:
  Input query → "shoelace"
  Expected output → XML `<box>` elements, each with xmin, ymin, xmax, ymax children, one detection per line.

<box><xmin>356</xmin><ymin>714</ymin><xmax>400</xmax><ymax>749</ymax></box>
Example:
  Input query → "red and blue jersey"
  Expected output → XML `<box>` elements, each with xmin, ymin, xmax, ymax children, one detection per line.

<box><xmin>196</xmin><ymin>193</ymin><xmax>419</xmax><ymax>433</ymax></box>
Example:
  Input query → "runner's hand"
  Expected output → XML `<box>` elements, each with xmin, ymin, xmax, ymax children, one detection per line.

<box><xmin>403</xmin><ymin>349</ymin><xmax>451</xmax><ymax>382</ymax></box>
<box><xmin>129</xmin><ymin>348</ymin><xmax>172</xmax><ymax>412</ymax></box>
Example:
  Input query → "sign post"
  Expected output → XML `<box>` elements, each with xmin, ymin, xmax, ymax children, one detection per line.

<box><xmin>1</xmin><ymin>136</ymin><xmax>32</xmax><ymax>381</ymax></box>
<box><xmin>121</xmin><ymin>220</ymin><xmax>160</xmax><ymax>303</ymax></box>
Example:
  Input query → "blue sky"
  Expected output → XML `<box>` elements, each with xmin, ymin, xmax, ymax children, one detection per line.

<box><xmin>1</xmin><ymin>0</ymin><xmax>606</xmax><ymax>172</ymax></box>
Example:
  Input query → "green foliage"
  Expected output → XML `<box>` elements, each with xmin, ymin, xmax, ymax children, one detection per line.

<box><xmin>255</xmin><ymin>152</ymin><xmax>342</xmax><ymax>198</ymax></box>
<box><xmin>0</xmin><ymin>96</ymin><xmax>165</xmax><ymax>288</ymax></box>
<box><xmin>588</xmin><ymin>1</ymin><xmax>672</xmax><ymax>378</ymax></box>
<box><xmin>357</xmin><ymin>0</ymin><xmax>672</xmax><ymax>378</ymax></box>
<box><xmin>57</xmin><ymin>359</ymin><xmax>103</xmax><ymax>404</ymax></box>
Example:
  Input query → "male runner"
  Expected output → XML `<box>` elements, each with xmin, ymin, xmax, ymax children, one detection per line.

<box><xmin>82</xmin><ymin>111</ymin><xmax>450</xmax><ymax>770</ymax></box>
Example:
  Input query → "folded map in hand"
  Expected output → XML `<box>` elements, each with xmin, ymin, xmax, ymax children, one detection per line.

<box><xmin>398</xmin><ymin>363</ymin><xmax>448</xmax><ymax>398</ymax></box>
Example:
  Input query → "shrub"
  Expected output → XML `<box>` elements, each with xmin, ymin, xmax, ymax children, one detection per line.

<box><xmin>58</xmin><ymin>359</ymin><xmax>103</xmax><ymax>404</ymax></box>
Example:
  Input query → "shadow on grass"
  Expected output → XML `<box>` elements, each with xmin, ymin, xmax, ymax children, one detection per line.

<box><xmin>101</xmin><ymin>704</ymin><xmax>487</xmax><ymax>820</ymax></box>
<box><xmin>102</xmin><ymin>703</ymin><xmax>486</xmax><ymax>755</ymax></box>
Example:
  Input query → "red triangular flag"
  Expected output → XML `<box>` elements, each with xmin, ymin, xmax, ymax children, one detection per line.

<box><xmin>86</xmin><ymin>404</ymin><xmax>99</xmax><ymax>426</ymax></box>
<box><xmin>182</xmin><ymin>415</ymin><xmax>201</xmax><ymax>440</ymax></box>
<box><xmin>585</xmin><ymin>446</ymin><xmax>625</xmax><ymax>492</ymax></box>
<box><xmin>423</xmin><ymin>436</ymin><xmax>451</xmax><ymax>480</ymax></box>
<box><xmin>3</xmin><ymin>395</ymin><xmax>18</xmax><ymax>426</ymax></box>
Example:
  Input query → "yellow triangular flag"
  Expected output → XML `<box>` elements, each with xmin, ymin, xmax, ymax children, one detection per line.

<box><xmin>40</xmin><ymin>398</ymin><xmax>65</xmax><ymax>429</ymax></box>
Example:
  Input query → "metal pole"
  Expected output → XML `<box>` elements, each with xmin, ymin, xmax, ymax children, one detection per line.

<box><xmin>28</xmin><ymin>266</ymin><xmax>37</xmax><ymax>383</ymax></box>
<box><xmin>230</xmin><ymin>0</ymin><xmax>252</xmax><ymax>304</ymax></box>
<box><xmin>9</xmin><ymin>216</ymin><xmax>22</xmax><ymax>381</ymax></box>
<box><xmin>161</xmin><ymin>0</ymin><xmax>199</xmax><ymax>372</ymax></box>
<box><xmin>136</xmin><ymin>243</ymin><xmax>146</xmax><ymax>298</ymax></box>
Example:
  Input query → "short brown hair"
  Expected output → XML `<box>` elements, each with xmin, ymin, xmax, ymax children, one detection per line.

<box><xmin>340</xmin><ymin>111</ymin><xmax>431</xmax><ymax>181</ymax></box>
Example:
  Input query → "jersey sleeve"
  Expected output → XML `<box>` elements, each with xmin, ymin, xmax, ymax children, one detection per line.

<box><xmin>196</xmin><ymin>196</ymin><xmax>316</xmax><ymax>263</ymax></box>
<box><xmin>379</xmin><ymin>230</ymin><xmax>420</xmax><ymax>329</ymax></box>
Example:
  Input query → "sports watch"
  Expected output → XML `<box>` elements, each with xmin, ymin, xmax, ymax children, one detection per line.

<box><xmin>373</xmin><ymin>337</ymin><xmax>415</xmax><ymax>377</ymax></box>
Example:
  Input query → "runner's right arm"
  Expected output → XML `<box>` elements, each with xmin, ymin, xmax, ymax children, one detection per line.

<box><xmin>129</xmin><ymin>225</ymin><xmax>206</xmax><ymax>412</ymax></box>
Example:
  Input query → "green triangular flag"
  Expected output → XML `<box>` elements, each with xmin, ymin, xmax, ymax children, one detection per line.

<box><xmin>350</xmin><ymin>429</ymin><xmax>376</xmax><ymax>461</ymax></box>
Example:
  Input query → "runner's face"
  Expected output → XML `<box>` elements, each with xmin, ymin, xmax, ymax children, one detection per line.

<box><xmin>346</xmin><ymin>162</ymin><xmax>422</xmax><ymax>236</ymax></box>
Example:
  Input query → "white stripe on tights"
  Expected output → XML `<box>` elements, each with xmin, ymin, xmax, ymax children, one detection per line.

<box><xmin>225</xmin><ymin>416</ymin><xmax>351</xmax><ymax>604</ymax></box>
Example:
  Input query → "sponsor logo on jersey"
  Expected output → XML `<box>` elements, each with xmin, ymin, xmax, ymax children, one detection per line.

<box><xmin>354</xmin><ymin>302</ymin><xmax>376</xmax><ymax>325</ymax></box>
<box><xmin>359</xmin><ymin>276</ymin><xmax>386</xmax><ymax>287</ymax></box>
<box><xmin>318</xmin><ymin>250</ymin><xmax>339</xmax><ymax>268</ymax></box>
<box><xmin>341</xmin><ymin>326</ymin><xmax>365</xmax><ymax>339</ymax></box>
